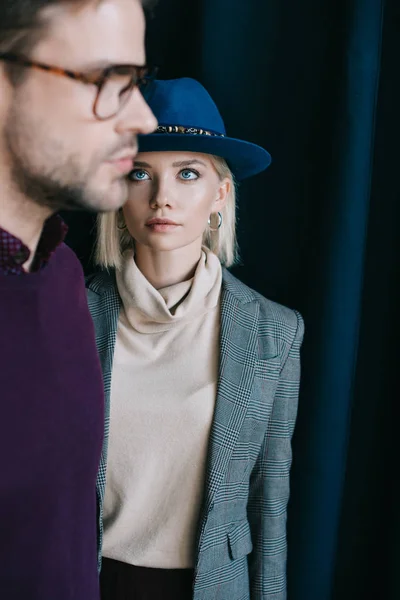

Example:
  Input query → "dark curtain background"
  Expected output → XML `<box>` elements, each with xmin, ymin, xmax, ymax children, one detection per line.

<box><xmin>63</xmin><ymin>0</ymin><xmax>399</xmax><ymax>598</ymax></box>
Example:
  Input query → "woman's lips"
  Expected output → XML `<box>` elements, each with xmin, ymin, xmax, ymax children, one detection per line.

<box><xmin>146</xmin><ymin>219</ymin><xmax>180</xmax><ymax>233</ymax></box>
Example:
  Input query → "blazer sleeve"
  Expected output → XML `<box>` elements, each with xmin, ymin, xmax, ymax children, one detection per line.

<box><xmin>247</xmin><ymin>309</ymin><xmax>304</xmax><ymax>600</ymax></box>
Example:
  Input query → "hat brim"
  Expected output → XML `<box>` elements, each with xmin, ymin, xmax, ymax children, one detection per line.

<box><xmin>137</xmin><ymin>134</ymin><xmax>271</xmax><ymax>181</ymax></box>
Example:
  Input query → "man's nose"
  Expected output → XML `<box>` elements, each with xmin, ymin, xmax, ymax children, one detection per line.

<box><xmin>116</xmin><ymin>87</ymin><xmax>158</xmax><ymax>135</ymax></box>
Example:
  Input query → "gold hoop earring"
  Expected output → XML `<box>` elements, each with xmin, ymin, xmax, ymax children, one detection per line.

<box><xmin>208</xmin><ymin>211</ymin><xmax>222</xmax><ymax>231</ymax></box>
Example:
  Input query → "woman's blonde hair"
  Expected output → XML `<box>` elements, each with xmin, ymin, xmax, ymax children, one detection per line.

<box><xmin>95</xmin><ymin>155</ymin><xmax>239</xmax><ymax>270</ymax></box>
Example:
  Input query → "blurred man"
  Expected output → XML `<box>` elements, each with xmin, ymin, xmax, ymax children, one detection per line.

<box><xmin>0</xmin><ymin>1</ymin><xmax>157</xmax><ymax>598</ymax></box>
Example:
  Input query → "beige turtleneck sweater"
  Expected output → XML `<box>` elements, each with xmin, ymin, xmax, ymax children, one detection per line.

<box><xmin>102</xmin><ymin>247</ymin><xmax>222</xmax><ymax>569</ymax></box>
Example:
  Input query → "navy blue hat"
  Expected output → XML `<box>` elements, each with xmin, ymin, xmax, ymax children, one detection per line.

<box><xmin>138</xmin><ymin>78</ymin><xmax>271</xmax><ymax>181</ymax></box>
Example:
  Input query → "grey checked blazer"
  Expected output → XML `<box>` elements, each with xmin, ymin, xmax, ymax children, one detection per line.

<box><xmin>86</xmin><ymin>267</ymin><xmax>304</xmax><ymax>600</ymax></box>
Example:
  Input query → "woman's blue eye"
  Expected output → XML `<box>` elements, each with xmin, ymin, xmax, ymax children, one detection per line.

<box><xmin>129</xmin><ymin>169</ymin><xmax>149</xmax><ymax>181</ymax></box>
<box><xmin>179</xmin><ymin>169</ymin><xmax>199</xmax><ymax>180</ymax></box>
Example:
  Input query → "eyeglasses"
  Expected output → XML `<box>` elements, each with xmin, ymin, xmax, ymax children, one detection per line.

<box><xmin>0</xmin><ymin>52</ymin><xmax>156</xmax><ymax>120</ymax></box>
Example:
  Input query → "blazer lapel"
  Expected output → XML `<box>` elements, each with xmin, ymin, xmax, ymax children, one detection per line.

<box><xmin>196</xmin><ymin>278</ymin><xmax>259</xmax><ymax>548</ymax></box>
<box><xmin>87</xmin><ymin>273</ymin><xmax>121</xmax><ymax>468</ymax></box>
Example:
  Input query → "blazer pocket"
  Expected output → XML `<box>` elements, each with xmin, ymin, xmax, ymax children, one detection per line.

<box><xmin>198</xmin><ymin>520</ymin><xmax>253</xmax><ymax>573</ymax></box>
<box><xmin>228</xmin><ymin>519</ymin><xmax>253</xmax><ymax>560</ymax></box>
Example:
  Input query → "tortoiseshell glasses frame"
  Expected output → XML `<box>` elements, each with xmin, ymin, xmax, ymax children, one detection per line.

<box><xmin>0</xmin><ymin>52</ymin><xmax>156</xmax><ymax>120</ymax></box>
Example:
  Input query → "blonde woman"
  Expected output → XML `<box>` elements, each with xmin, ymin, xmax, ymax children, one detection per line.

<box><xmin>86</xmin><ymin>78</ymin><xmax>304</xmax><ymax>600</ymax></box>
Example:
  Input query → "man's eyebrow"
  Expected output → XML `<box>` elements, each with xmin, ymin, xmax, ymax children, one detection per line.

<box><xmin>78</xmin><ymin>60</ymin><xmax>113</xmax><ymax>72</ymax></box>
<box><xmin>80</xmin><ymin>60</ymin><xmax>146</xmax><ymax>72</ymax></box>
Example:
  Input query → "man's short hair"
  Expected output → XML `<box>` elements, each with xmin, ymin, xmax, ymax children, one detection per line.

<box><xmin>0</xmin><ymin>0</ymin><xmax>154</xmax><ymax>56</ymax></box>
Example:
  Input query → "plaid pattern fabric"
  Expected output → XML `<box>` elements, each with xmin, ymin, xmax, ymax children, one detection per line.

<box><xmin>0</xmin><ymin>215</ymin><xmax>67</xmax><ymax>275</ymax></box>
<box><xmin>86</xmin><ymin>268</ymin><xmax>304</xmax><ymax>600</ymax></box>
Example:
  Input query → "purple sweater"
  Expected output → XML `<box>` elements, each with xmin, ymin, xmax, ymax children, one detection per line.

<box><xmin>0</xmin><ymin>243</ymin><xmax>103</xmax><ymax>599</ymax></box>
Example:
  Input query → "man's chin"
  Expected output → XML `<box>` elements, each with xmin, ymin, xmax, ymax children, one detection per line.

<box><xmin>80</xmin><ymin>178</ymin><xmax>129</xmax><ymax>214</ymax></box>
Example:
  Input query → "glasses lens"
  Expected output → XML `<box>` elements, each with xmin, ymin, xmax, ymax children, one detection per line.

<box><xmin>139</xmin><ymin>67</ymin><xmax>158</xmax><ymax>102</ymax></box>
<box><xmin>95</xmin><ymin>67</ymin><xmax>136</xmax><ymax>119</ymax></box>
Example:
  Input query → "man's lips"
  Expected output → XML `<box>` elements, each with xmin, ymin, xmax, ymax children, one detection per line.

<box><xmin>106</xmin><ymin>152</ymin><xmax>137</xmax><ymax>174</ymax></box>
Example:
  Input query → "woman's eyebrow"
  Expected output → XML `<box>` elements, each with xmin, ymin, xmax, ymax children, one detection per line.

<box><xmin>133</xmin><ymin>161</ymin><xmax>152</xmax><ymax>168</ymax></box>
<box><xmin>172</xmin><ymin>160</ymin><xmax>207</xmax><ymax>168</ymax></box>
<box><xmin>133</xmin><ymin>159</ymin><xmax>208</xmax><ymax>169</ymax></box>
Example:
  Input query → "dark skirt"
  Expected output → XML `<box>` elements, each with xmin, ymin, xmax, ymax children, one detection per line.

<box><xmin>100</xmin><ymin>557</ymin><xmax>195</xmax><ymax>600</ymax></box>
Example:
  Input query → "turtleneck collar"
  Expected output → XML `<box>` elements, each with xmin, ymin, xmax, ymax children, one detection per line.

<box><xmin>116</xmin><ymin>247</ymin><xmax>222</xmax><ymax>334</ymax></box>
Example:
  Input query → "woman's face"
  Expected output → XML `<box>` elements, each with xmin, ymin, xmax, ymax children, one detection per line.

<box><xmin>122</xmin><ymin>151</ymin><xmax>229</xmax><ymax>254</ymax></box>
